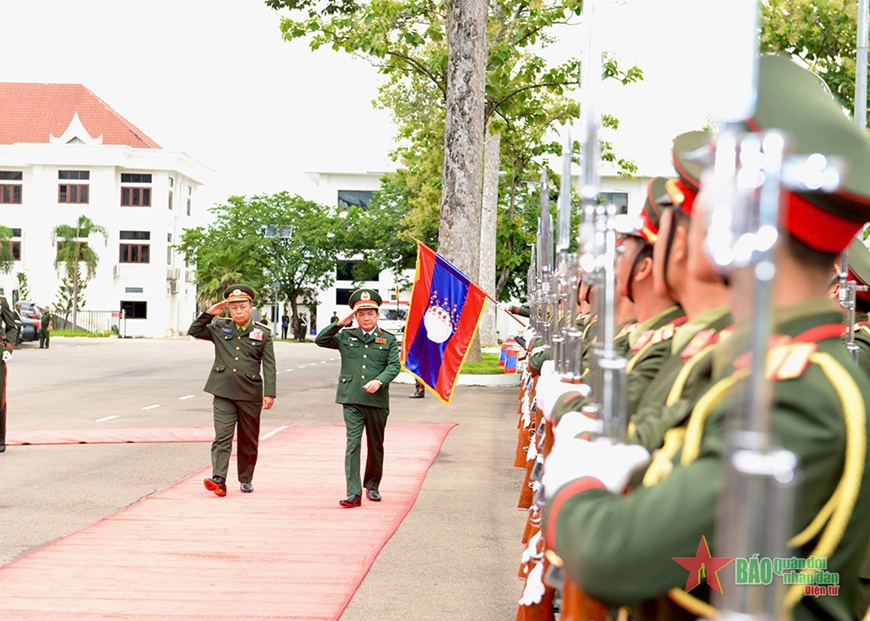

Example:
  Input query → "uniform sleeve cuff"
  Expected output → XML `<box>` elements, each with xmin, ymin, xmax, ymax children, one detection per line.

<box><xmin>546</xmin><ymin>477</ymin><xmax>606</xmax><ymax>549</ymax></box>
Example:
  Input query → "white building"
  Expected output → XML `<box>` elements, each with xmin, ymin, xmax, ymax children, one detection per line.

<box><xmin>0</xmin><ymin>83</ymin><xmax>211</xmax><ymax>338</ymax></box>
<box><xmin>303</xmin><ymin>162</ymin><xmax>652</xmax><ymax>340</ymax></box>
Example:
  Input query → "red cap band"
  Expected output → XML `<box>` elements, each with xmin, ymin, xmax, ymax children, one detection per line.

<box><xmin>784</xmin><ymin>192</ymin><xmax>863</xmax><ymax>254</ymax></box>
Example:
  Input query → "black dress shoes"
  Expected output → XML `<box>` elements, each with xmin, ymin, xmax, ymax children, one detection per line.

<box><xmin>339</xmin><ymin>494</ymin><xmax>362</xmax><ymax>508</ymax></box>
<box><xmin>365</xmin><ymin>489</ymin><xmax>382</xmax><ymax>502</ymax></box>
<box><xmin>204</xmin><ymin>476</ymin><xmax>227</xmax><ymax>497</ymax></box>
<box><xmin>240</xmin><ymin>482</ymin><xmax>254</xmax><ymax>493</ymax></box>
<box><xmin>408</xmin><ymin>392</ymin><xmax>424</xmax><ymax>399</ymax></box>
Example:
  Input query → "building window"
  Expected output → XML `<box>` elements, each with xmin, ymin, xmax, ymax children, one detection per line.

<box><xmin>120</xmin><ymin>173</ymin><xmax>152</xmax><ymax>183</ymax></box>
<box><xmin>167</xmin><ymin>233</ymin><xmax>173</xmax><ymax>265</ymax></box>
<box><xmin>7</xmin><ymin>228</ymin><xmax>21</xmax><ymax>261</ymax></box>
<box><xmin>59</xmin><ymin>184</ymin><xmax>89</xmax><ymax>204</ymax></box>
<box><xmin>168</xmin><ymin>191</ymin><xmax>173</xmax><ymax>210</ymax></box>
<box><xmin>600</xmin><ymin>192</ymin><xmax>629</xmax><ymax>214</ymax></box>
<box><xmin>169</xmin><ymin>177</ymin><xmax>174</xmax><ymax>188</ymax></box>
<box><xmin>119</xmin><ymin>231</ymin><xmax>150</xmax><ymax>264</ymax></box>
<box><xmin>121</xmin><ymin>301</ymin><xmax>147</xmax><ymax>319</ymax></box>
<box><xmin>121</xmin><ymin>187</ymin><xmax>151</xmax><ymax>207</ymax></box>
<box><xmin>186</xmin><ymin>198</ymin><xmax>191</xmax><ymax>216</ymax></box>
<box><xmin>59</xmin><ymin>170</ymin><xmax>89</xmax><ymax>180</ymax></box>
<box><xmin>337</xmin><ymin>190</ymin><xmax>373</xmax><ymax>209</ymax></box>
<box><xmin>335</xmin><ymin>288</ymin><xmax>354</xmax><ymax>305</ymax></box>
<box><xmin>0</xmin><ymin>171</ymin><xmax>23</xmax><ymax>204</ymax></box>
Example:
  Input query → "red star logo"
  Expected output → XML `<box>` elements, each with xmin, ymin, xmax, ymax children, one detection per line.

<box><xmin>673</xmin><ymin>536</ymin><xmax>733</xmax><ymax>594</ymax></box>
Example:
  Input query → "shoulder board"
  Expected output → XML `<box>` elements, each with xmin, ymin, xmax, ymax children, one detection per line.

<box><xmin>632</xmin><ymin>329</ymin><xmax>654</xmax><ymax>354</ymax></box>
<box><xmin>616</xmin><ymin>323</ymin><xmax>638</xmax><ymax>340</ymax></box>
<box><xmin>378</xmin><ymin>328</ymin><xmax>394</xmax><ymax>336</ymax></box>
<box><xmin>733</xmin><ymin>334</ymin><xmax>797</xmax><ymax>373</ymax></box>
<box><xmin>862</xmin><ymin>325</ymin><xmax>870</xmax><ymax>337</ymax></box>
<box><xmin>768</xmin><ymin>342</ymin><xmax>818</xmax><ymax>381</ymax></box>
<box><xmin>681</xmin><ymin>328</ymin><xmax>718</xmax><ymax>360</ymax></box>
<box><xmin>650</xmin><ymin>323</ymin><xmax>678</xmax><ymax>346</ymax></box>
<box><xmin>254</xmin><ymin>321</ymin><xmax>271</xmax><ymax>331</ymax></box>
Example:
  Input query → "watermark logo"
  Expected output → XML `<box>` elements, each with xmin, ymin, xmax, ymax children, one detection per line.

<box><xmin>673</xmin><ymin>538</ymin><xmax>839</xmax><ymax>597</ymax></box>
<box><xmin>672</xmin><ymin>536</ymin><xmax>733</xmax><ymax>594</ymax></box>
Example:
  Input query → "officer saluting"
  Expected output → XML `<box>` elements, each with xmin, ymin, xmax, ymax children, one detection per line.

<box><xmin>188</xmin><ymin>284</ymin><xmax>276</xmax><ymax>496</ymax></box>
<box><xmin>0</xmin><ymin>294</ymin><xmax>18</xmax><ymax>453</ymax></box>
<box><xmin>315</xmin><ymin>288</ymin><xmax>400</xmax><ymax>508</ymax></box>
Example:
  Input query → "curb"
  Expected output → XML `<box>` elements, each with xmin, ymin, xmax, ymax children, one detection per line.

<box><xmin>393</xmin><ymin>371</ymin><xmax>520</xmax><ymax>387</ymax></box>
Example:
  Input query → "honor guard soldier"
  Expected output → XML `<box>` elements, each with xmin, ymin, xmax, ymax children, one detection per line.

<box><xmin>543</xmin><ymin>55</ymin><xmax>870</xmax><ymax>621</ymax></box>
<box><xmin>0</xmin><ymin>294</ymin><xmax>18</xmax><ymax>453</ymax></box>
<box><xmin>315</xmin><ymin>288</ymin><xmax>400</xmax><ymax>508</ymax></box>
<box><xmin>189</xmin><ymin>284</ymin><xmax>276</xmax><ymax>496</ymax></box>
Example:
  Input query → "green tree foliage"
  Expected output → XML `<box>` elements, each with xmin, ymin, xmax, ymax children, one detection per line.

<box><xmin>16</xmin><ymin>272</ymin><xmax>30</xmax><ymax>301</ymax></box>
<box><xmin>51</xmin><ymin>215</ymin><xmax>107</xmax><ymax>328</ymax></box>
<box><xmin>0</xmin><ymin>225</ymin><xmax>13</xmax><ymax>275</ymax></box>
<box><xmin>177</xmin><ymin>192</ymin><xmax>342</xmax><ymax>327</ymax></box>
<box><xmin>54</xmin><ymin>266</ymin><xmax>88</xmax><ymax>318</ymax></box>
<box><xmin>266</xmin><ymin>0</ymin><xmax>642</xmax><ymax>301</ymax></box>
<box><xmin>761</xmin><ymin>0</ymin><xmax>866</xmax><ymax>120</ymax></box>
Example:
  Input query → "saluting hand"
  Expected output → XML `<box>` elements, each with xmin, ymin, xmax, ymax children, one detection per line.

<box><xmin>338</xmin><ymin>311</ymin><xmax>356</xmax><ymax>327</ymax></box>
<box><xmin>207</xmin><ymin>301</ymin><xmax>228</xmax><ymax>316</ymax></box>
<box><xmin>263</xmin><ymin>396</ymin><xmax>274</xmax><ymax>410</ymax></box>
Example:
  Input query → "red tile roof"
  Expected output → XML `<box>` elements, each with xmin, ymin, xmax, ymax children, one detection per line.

<box><xmin>0</xmin><ymin>83</ymin><xmax>161</xmax><ymax>149</ymax></box>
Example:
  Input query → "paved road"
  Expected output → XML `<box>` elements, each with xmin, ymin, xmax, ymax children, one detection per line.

<box><xmin>1</xmin><ymin>336</ymin><xmax>526</xmax><ymax>620</ymax></box>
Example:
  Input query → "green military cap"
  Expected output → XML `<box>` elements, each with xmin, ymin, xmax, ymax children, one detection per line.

<box><xmin>349</xmin><ymin>288</ymin><xmax>382</xmax><ymax>311</ymax></box>
<box><xmin>847</xmin><ymin>236</ymin><xmax>870</xmax><ymax>303</ymax></box>
<box><xmin>223</xmin><ymin>284</ymin><xmax>255</xmax><ymax>303</ymax></box>
<box><xmin>744</xmin><ymin>54</ymin><xmax>870</xmax><ymax>253</ymax></box>
<box><xmin>667</xmin><ymin>131</ymin><xmax>713</xmax><ymax>218</ymax></box>
<box><xmin>616</xmin><ymin>177</ymin><xmax>671</xmax><ymax>244</ymax></box>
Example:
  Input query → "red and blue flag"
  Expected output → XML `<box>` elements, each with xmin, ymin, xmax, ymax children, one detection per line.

<box><xmin>401</xmin><ymin>242</ymin><xmax>488</xmax><ymax>404</ymax></box>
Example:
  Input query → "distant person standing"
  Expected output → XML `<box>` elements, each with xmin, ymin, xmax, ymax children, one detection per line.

<box><xmin>330</xmin><ymin>311</ymin><xmax>339</xmax><ymax>324</ymax></box>
<box><xmin>281</xmin><ymin>310</ymin><xmax>290</xmax><ymax>340</ymax></box>
<box><xmin>39</xmin><ymin>307</ymin><xmax>52</xmax><ymax>349</ymax></box>
<box><xmin>12</xmin><ymin>302</ymin><xmax>22</xmax><ymax>347</ymax></box>
<box><xmin>188</xmin><ymin>284</ymin><xmax>276</xmax><ymax>496</ymax></box>
<box><xmin>315</xmin><ymin>288</ymin><xmax>400</xmax><ymax>508</ymax></box>
<box><xmin>297</xmin><ymin>315</ymin><xmax>307</xmax><ymax>342</ymax></box>
<box><xmin>0</xmin><ymin>294</ymin><xmax>18</xmax><ymax>453</ymax></box>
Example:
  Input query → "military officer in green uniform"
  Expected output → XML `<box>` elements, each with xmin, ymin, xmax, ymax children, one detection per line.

<box><xmin>544</xmin><ymin>55</ymin><xmax>870</xmax><ymax>621</ymax></box>
<box><xmin>39</xmin><ymin>306</ymin><xmax>52</xmax><ymax>349</ymax></box>
<box><xmin>315</xmin><ymin>288</ymin><xmax>400</xmax><ymax>508</ymax></box>
<box><xmin>0</xmin><ymin>294</ymin><xmax>18</xmax><ymax>453</ymax></box>
<box><xmin>189</xmin><ymin>284</ymin><xmax>276</xmax><ymax>496</ymax></box>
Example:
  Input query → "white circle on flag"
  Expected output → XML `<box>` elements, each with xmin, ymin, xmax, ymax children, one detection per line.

<box><xmin>423</xmin><ymin>306</ymin><xmax>453</xmax><ymax>343</ymax></box>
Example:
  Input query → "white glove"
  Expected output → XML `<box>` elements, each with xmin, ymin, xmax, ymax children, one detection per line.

<box><xmin>543</xmin><ymin>437</ymin><xmax>651</xmax><ymax>499</ymax></box>
<box><xmin>554</xmin><ymin>411</ymin><xmax>603</xmax><ymax>441</ymax></box>
<box><xmin>518</xmin><ymin>561</ymin><xmax>546</xmax><ymax>606</ymax></box>
<box><xmin>534</xmin><ymin>368</ymin><xmax>590</xmax><ymax>421</ymax></box>
<box><xmin>2</xmin><ymin>349</ymin><xmax>11</xmax><ymax>363</ymax></box>
<box><xmin>497</xmin><ymin>302</ymin><xmax>509</xmax><ymax>312</ymax></box>
<box><xmin>523</xmin><ymin>326</ymin><xmax>536</xmax><ymax>344</ymax></box>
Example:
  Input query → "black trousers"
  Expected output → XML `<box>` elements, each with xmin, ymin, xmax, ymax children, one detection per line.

<box><xmin>342</xmin><ymin>404</ymin><xmax>389</xmax><ymax>496</ymax></box>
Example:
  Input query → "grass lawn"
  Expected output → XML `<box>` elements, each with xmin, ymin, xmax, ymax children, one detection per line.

<box><xmin>460</xmin><ymin>351</ymin><xmax>508</xmax><ymax>375</ymax></box>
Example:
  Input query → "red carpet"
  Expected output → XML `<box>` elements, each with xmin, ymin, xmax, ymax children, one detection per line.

<box><xmin>6</xmin><ymin>426</ymin><xmax>281</xmax><ymax>445</ymax></box>
<box><xmin>0</xmin><ymin>423</ymin><xmax>456</xmax><ymax>620</ymax></box>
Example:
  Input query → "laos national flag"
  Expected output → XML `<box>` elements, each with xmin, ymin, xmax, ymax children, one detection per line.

<box><xmin>402</xmin><ymin>242</ymin><xmax>488</xmax><ymax>404</ymax></box>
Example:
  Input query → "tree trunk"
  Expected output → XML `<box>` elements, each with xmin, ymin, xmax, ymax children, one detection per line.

<box><xmin>72</xmin><ymin>264</ymin><xmax>78</xmax><ymax>333</ymax></box>
<box><xmin>478</xmin><ymin>130</ymin><xmax>500</xmax><ymax>347</ymax></box>
<box><xmin>439</xmin><ymin>0</ymin><xmax>487</xmax><ymax>363</ymax></box>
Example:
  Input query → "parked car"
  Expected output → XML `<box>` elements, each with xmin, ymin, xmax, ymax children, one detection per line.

<box><xmin>11</xmin><ymin>303</ymin><xmax>40</xmax><ymax>344</ymax></box>
<box><xmin>378</xmin><ymin>307</ymin><xmax>407</xmax><ymax>338</ymax></box>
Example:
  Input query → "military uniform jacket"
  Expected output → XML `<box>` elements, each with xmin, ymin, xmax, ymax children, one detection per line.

<box><xmin>188</xmin><ymin>312</ymin><xmax>277</xmax><ymax>401</ymax></box>
<box><xmin>544</xmin><ymin>299</ymin><xmax>870</xmax><ymax>621</ymax></box>
<box><xmin>629</xmin><ymin>307</ymin><xmax>732</xmax><ymax>452</ymax></box>
<box><xmin>1</xmin><ymin>296</ymin><xmax>17</xmax><ymax>351</ymax></box>
<box><xmin>315</xmin><ymin>322</ymin><xmax>400</xmax><ymax>408</ymax></box>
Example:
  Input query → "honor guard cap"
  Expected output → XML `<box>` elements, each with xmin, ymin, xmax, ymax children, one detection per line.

<box><xmin>668</xmin><ymin>131</ymin><xmax>712</xmax><ymax>218</ymax></box>
<box><xmin>224</xmin><ymin>284</ymin><xmax>255</xmax><ymax>303</ymax></box>
<box><xmin>616</xmin><ymin>176</ymin><xmax>671</xmax><ymax>243</ymax></box>
<box><xmin>349</xmin><ymin>288</ymin><xmax>382</xmax><ymax>311</ymax></box>
<box><xmin>745</xmin><ymin>54</ymin><xmax>870</xmax><ymax>253</ymax></box>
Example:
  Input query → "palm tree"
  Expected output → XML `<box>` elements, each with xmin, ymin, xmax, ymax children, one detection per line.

<box><xmin>0</xmin><ymin>225</ymin><xmax>14</xmax><ymax>275</ymax></box>
<box><xmin>196</xmin><ymin>246</ymin><xmax>253</xmax><ymax>307</ymax></box>
<box><xmin>51</xmin><ymin>215</ymin><xmax>108</xmax><ymax>330</ymax></box>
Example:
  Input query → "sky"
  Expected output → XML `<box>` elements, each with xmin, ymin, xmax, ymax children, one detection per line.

<box><xmin>1</xmin><ymin>0</ymin><xmax>724</xmax><ymax>212</ymax></box>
